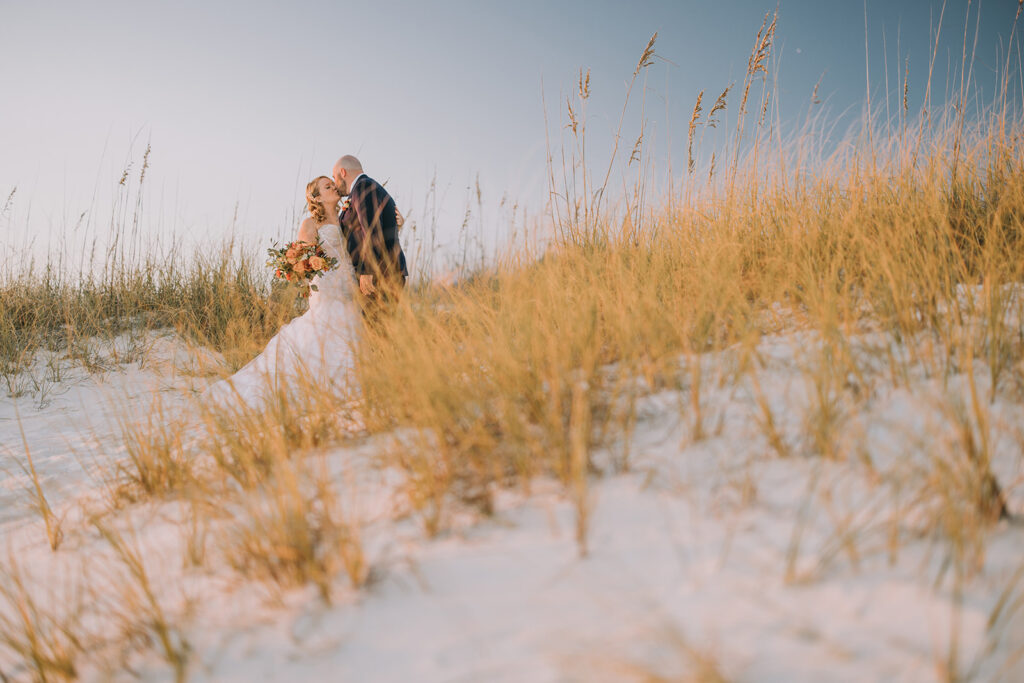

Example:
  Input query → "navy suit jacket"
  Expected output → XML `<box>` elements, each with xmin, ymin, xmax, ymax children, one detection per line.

<box><xmin>339</xmin><ymin>175</ymin><xmax>408</xmax><ymax>282</ymax></box>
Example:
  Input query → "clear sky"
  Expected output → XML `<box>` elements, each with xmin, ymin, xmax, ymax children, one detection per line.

<box><xmin>0</xmin><ymin>1</ymin><xmax>1019</xmax><ymax>272</ymax></box>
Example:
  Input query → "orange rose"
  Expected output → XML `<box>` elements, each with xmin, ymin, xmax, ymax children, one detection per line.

<box><xmin>285</xmin><ymin>248</ymin><xmax>300</xmax><ymax>262</ymax></box>
<box><xmin>309</xmin><ymin>256</ymin><xmax>325</xmax><ymax>271</ymax></box>
<box><xmin>294</xmin><ymin>260</ymin><xmax>307</xmax><ymax>274</ymax></box>
<box><xmin>286</xmin><ymin>272</ymin><xmax>295</xmax><ymax>282</ymax></box>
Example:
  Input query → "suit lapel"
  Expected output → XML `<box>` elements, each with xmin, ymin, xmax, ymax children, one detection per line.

<box><xmin>341</xmin><ymin>177</ymin><xmax>363</xmax><ymax>238</ymax></box>
<box><xmin>348</xmin><ymin>175</ymin><xmax>371</xmax><ymax>240</ymax></box>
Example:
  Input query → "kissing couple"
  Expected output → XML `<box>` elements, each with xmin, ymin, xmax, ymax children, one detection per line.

<box><xmin>203</xmin><ymin>154</ymin><xmax>407</xmax><ymax>409</ymax></box>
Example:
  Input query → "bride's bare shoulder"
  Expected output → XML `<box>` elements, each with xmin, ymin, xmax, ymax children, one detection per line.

<box><xmin>297</xmin><ymin>216</ymin><xmax>318</xmax><ymax>243</ymax></box>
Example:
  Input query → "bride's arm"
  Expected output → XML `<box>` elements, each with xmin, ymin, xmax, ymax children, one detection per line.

<box><xmin>297</xmin><ymin>217</ymin><xmax>318</xmax><ymax>244</ymax></box>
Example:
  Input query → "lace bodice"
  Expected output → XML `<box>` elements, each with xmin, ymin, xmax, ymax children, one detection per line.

<box><xmin>317</xmin><ymin>223</ymin><xmax>347</xmax><ymax>261</ymax></box>
<box><xmin>308</xmin><ymin>223</ymin><xmax>355</xmax><ymax>307</ymax></box>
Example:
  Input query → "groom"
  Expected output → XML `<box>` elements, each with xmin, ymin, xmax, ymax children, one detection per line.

<box><xmin>332</xmin><ymin>155</ymin><xmax>408</xmax><ymax>319</ymax></box>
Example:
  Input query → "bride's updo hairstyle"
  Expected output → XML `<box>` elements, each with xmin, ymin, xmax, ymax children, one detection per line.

<box><xmin>305</xmin><ymin>175</ymin><xmax>331</xmax><ymax>224</ymax></box>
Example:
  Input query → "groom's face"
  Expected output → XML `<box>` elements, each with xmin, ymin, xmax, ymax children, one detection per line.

<box><xmin>332</xmin><ymin>168</ymin><xmax>348</xmax><ymax>195</ymax></box>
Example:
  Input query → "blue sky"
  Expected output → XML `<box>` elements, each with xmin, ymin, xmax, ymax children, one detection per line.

<box><xmin>0</xmin><ymin>1</ymin><xmax>1018</xmax><ymax>270</ymax></box>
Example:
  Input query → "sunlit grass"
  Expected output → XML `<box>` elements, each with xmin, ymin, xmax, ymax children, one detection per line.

<box><xmin>1</xmin><ymin>10</ymin><xmax>1023</xmax><ymax>680</ymax></box>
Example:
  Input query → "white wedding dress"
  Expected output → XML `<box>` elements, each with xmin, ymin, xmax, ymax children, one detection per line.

<box><xmin>203</xmin><ymin>223</ymin><xmax>361</xmax><ymax>409</ymax></box>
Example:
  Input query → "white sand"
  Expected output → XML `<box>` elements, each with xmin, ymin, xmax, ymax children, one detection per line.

<box><xmin>1</xmin><ymin>323</ymin><xmax>1022</xmax><ymax>682</ymax></box>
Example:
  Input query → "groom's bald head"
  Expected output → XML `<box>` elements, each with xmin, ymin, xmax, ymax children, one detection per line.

<box><xmin>332</xmin><ymin>155</ymin><xmax>363</xmax><ymax>194</ymax></box>
<box><xmin>334</xmin><ymin>155</ymin><xmax>362</xmax><ymax>174</ymax></box>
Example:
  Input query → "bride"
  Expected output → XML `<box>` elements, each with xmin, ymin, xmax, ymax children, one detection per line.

<box><xmin>203</xmin><ymin>176</ymin><xmax>361</xmax><ymax>409</ymax></box>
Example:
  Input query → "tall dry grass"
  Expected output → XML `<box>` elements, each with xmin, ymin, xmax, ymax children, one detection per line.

<box><xmin>357</xmin><ymin>122</ymin><xmax>1023</xmax><ymax>545</ymax></box>
<box><xmin>350</xmin><ymin>9</ymin><xmax>1024</xmax><ymax>555</ymax></box>
<box><xmin>0</xmin><ymin>158</ymin><xmax>305</xmax><ymax>402</ymax></box>
<box><xmin>40</xmin><ymin>7</ymin><xmax>1020</xmax><ymax>566</ymax></box>
<box><xmin>0</xmin><ymin>7</ymin><xmax>1023</xmax><ymax>679</ymax></box>
<box><xmin>0</xmin><ymin>554</ymin><xmax>83</xmax><ymax>682</ymax></box>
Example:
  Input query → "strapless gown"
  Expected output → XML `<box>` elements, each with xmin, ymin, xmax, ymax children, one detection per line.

<box><xmin>202</xmin><ymin>224</ymin><xmax>360</xmax><ymax>409</ymax></box>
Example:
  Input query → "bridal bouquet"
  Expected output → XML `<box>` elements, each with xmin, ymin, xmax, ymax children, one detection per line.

<box><xmin>267</xmin><ymin>239</ymin><xmax>339</xmax><ymax>297</ymax></box>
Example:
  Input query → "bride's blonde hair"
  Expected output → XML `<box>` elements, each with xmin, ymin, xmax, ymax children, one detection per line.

<box><xmin>305</xmin><ymin>176</ymin><xmax>332</xmax><ymax>224</ymax></box>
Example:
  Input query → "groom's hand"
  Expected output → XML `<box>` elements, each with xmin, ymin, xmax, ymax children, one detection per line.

<box><xmin>359</xmin><ymin>274</ymin><xmax>376</xmax><ymax>296</ymax></box>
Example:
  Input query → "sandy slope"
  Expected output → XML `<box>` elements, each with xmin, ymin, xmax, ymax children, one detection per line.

<box><xmin>0</xmin><ymin>328</ymin><xmax>1022</xmax><ymax>682</ymax></box>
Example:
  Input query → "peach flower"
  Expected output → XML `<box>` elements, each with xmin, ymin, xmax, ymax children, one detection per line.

<box><xmin>309</xmin><ymin>256</ymin><xmax>325</xmax><ymax>271</ymax></box>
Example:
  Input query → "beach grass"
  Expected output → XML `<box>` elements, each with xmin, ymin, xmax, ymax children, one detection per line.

<box><xmin>1</xmin><ymin>8</ymin><xmax>1023</xmax><ymax>679</ymax></box>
